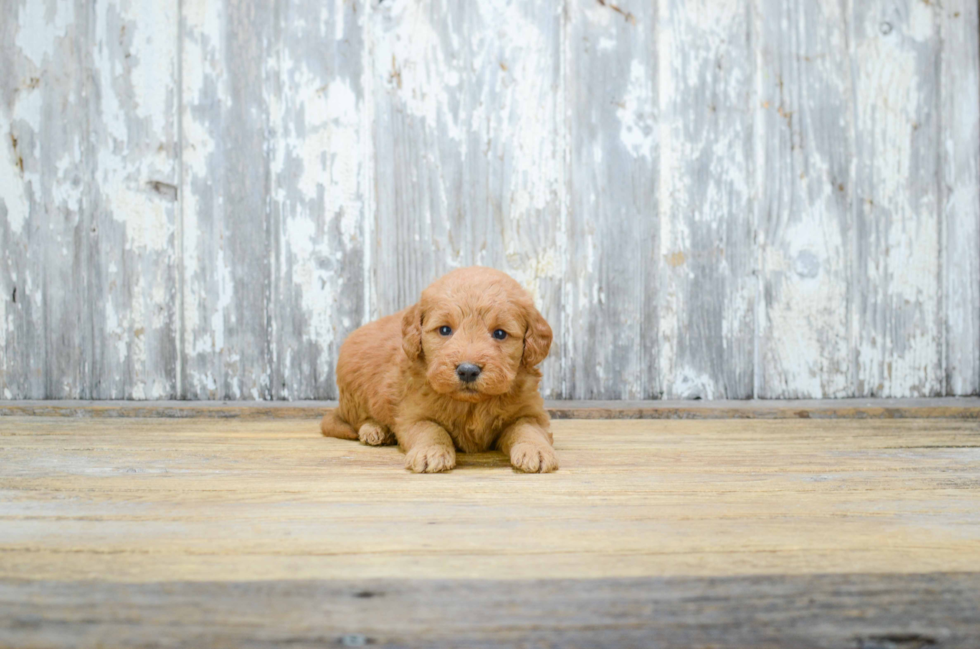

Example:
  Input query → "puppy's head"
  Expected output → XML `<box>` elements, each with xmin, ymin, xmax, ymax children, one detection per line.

<box><xmin>402</xmin><ymin>267</ymin><xmax>552</xmax><ymax>402</ymax></box>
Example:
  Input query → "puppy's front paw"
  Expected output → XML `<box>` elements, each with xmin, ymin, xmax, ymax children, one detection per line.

<box><xmin>405</xmin><ymin>445</ymin><xmax>456</xmax><ymax>473</ymax></box>
<box><xmin>358</xmin><ymin>422</ymin><xmax>396</xmax><ymax>446</ymax></box>
<box><xmin>510</xmin><ymin>443</ymin><xmax>559</xmax><ymax>473</ymax></box>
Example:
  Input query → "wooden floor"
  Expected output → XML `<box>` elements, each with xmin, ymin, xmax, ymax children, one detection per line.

<box><xmin>2</xmin><ymin>415</ymin><xmax>979</xmax><ymax>647</ymax></box>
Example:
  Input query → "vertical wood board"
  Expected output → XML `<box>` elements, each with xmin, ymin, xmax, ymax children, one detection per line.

<box><xmin>656</xmin><ymin>0</ymin><xmax>757</xmax><ymax>399</ymax></box>
<box><xmin>755</xmin><ymin>0</ymin><xmax>852</xmax><ymax>398</ymax></box>
<box><xmin>565</xmin><ymin>0</ymin><xmax>658</xmax><ymax>399</ymax></box>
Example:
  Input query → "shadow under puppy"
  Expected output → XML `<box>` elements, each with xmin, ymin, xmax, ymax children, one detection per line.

<box><xmin>321</xmin><ymin>266</ymin><xmax>557</xmax><ymax>473</ymax></box>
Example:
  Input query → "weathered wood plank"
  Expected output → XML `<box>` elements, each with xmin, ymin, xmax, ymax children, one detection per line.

<box><xmin>850</xmin><ymin>0</ymin><xmax>943</xmax><ymax>397</ymax></box>
<box><xmin>88</xmin><ymin>0</ymin><xmax>180</xmax><ymax>399</ymax></box>
<box><xmin>180</xmin><ymin>0</ymin><xmax>275</xmax><ymax>399</ymax></box>
<box><xmin>0</xmin><ymin>0</ymin><xmax>68</xmax><ymax>399</ymax></box>
<box><xmin>3</xmin><ymin>397</ymin><xmax>980</xmax><ymax>419</ymax></box>
<box><xmin>2</xmin><ymin>574</ymin><xmax>979</xmax><ymax>649</ymax></box>
<box><xmin>269</xmin><ymin>0</ymin><xmax>368</xmax><ymax>399</ymax></box>
<box><xmin>564</xmin><ymin>0</ymin><xmax>658</xmax><ymax>399</ymax></box>
<box><xmin>0</xmin><ymin>0</ymin><xmax>178</xmax><ymax>399</ymax></box>
<box><xmin>370</xmin><ymin>0</ymin><xmax>564</xmax><ymax>396</ymax></box>
<box><xmin>942</xmin><ymin>0</ymin><xmax>980</xmax><ymax>396</ymax></box>
<box><xmin>657</xmin><ymin>0</ymin><xmax>756</xmax><ymax>399</ymax></box>
<box><xmin>755</xmin><ymin>0</ymin><xmax>852</xmax><ymax>398</ymax></box>
<box><xmin>2</xmin><ymin>417</ymin><xmax>979</xmax><ymax>584</ymax></box>
<box><xmin>0</xmin><ymin>1</ymin><xmax>92</xmax><ymax>399</ymax></box>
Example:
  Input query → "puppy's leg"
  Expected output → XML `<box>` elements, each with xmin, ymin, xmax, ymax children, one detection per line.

<box><xmin>397</xmin><ymin>421</ymin><xmax>456</xmax><ymax>473</ymax></box>
<box><xmin>320</xmin><ymin>410</ymin><xmax>358</xmax><ymax>440</ymax></box>
<box><xmin>497</xmin><ymin>419</ymin><xmax>559</xmax><ymax>473</ymax></box>
<box><xmin>358</xmin><ymin>420</ymin><xmax>397</xmax><ymax>446</ymax></box>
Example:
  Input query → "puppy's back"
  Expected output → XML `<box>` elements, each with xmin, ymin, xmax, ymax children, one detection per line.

<box><xmin>335</xmin><ymin>310</ymin><xmax>407</xmax><ymax>428</ymax></box>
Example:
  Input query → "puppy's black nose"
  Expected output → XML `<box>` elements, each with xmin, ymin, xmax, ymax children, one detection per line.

<box><xmin>456</xmin><ymin>363</ymin><xmax>482</xmax><ymax>383</ymax></box>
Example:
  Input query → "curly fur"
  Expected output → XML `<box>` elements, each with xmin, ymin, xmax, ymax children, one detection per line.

<box><xmin>321</xmin><ymin>267</ymin><xmax>557</xmax><ymax>473</ymax></box>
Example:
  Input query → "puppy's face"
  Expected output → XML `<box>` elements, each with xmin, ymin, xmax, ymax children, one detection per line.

<box><xmin>402</xmin><ymin>268</ymin><xmax>552</xmax><ymax>402</ymax></box>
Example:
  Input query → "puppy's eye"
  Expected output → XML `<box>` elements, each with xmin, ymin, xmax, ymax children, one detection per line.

<box><xmin>438</xmin><ymin>325</ymin><xmax>453</xmax><ymax>336</ymax></box>
<box><xmin>492</xmin><ymin>329</ymin><xmax>508</xmax><ymax>340</ymax></box>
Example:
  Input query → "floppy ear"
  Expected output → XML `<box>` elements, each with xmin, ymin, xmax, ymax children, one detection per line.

<box><xmin>522</xmin><ymin>303</ymin><xmax>553</xmax><ymax>368</ymax></box>
<box><xmin>401</xmin><ymin>303</ymin><xmax>424</xmax><ymax>361</ymax></box>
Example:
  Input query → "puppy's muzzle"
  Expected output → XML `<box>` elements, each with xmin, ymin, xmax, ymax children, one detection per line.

<box><xmin>456</xmin><ymin>363</ymin><xmax>482</xmax><ymax>383</ymax></box>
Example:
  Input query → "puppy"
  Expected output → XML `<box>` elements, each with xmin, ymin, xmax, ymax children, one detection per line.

<box><xmin>320</xmin><ymin>266</ymin><xmax>557</xmax><ymax>473</ymax></box>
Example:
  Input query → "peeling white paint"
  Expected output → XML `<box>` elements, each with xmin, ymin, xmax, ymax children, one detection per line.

<box><xmin>0</xmin><ymin>113</ymin><xmax>29</xmax><ymax>235</ymax></box>
<box><xmin>0</xmin><ymin>275</ymin><xmax>6</xmax><ymax>370</ymax></box>
<box><xmin>852</xmin><ymin>4</ymin><xmax>941</xmax><ymax>396</ymax></box>
<box><xmin>617</xmin><ymin>60</ymin><xmax>655</xmax><ymax>159</ymax></box>
<box><xmin>671</xmin><ymin>368</ymin><xmax>715</xmax><ymax>400</ymax></box>
<box><xmin>373</xmin><ymin>0</ymin><xmax>461</xmax><ymax>139</ymax></box>
<box><xmin>283</xmin><ymin>216</ymin><xmax>336</xmax><ymax>358</ymax></box>
<box><xmin>183</xmin><ymin>0</ymin><xmax>222</xmax><ymax>42</ymax></box>
<box><xmin>125</xmin><ymin>0</ymin><xmax>179</xmax><ymax>138</ymax></box>
<box><xmin>15</xmin><ymin>0</ymin><xmax>74</xmax><ymax>67</ymax></box>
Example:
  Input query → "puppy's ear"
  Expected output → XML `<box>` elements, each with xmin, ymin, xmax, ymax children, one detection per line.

<box><xmin>522</xmin><ymin>303</ymin><xmax>553</xmax><ymax>368</ymax></box>
<box><xmin>401</xmin><ymin>303</ymin><xmax>424</xmax><ymax>361</ymax></box>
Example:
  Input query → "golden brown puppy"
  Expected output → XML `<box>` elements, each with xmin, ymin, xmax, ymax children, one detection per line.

<box><xmin>320</xmin><ymin>266</ymin><xmax>557</xmax><ymax>473</ymax></box>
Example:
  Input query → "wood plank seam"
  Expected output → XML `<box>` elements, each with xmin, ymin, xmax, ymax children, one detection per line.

<box><xmin>1</xmin><ymin>398</ymin><xmax>979</xmax><ymax>419</ymax></box>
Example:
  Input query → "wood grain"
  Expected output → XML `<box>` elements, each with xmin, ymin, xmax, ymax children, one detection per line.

<box><xmin>564</xmin><ymin>0</ymin><xmax>658</xmax><ymax>399</ymax></box>
<box><xmin>2</xmin><ymin>574</ymin><xmax>978</xmax><ymax>648</ymax></box>
<box><xmin>180</xmin><ymin>0</ymin><xmax>276</xmax><ymax>399</ymax></box>
<box><xmin>656</xmin><ymin>0</ymin><xmax>756</xmax><ymax>399</ymax></box>
<box><xmin>3</xmin><ymin>415</ymin><xmax>979</xmax><ymax>645</ymax></box>
<box><xmin>3</xmin><ymin>397</ymin><xmax>980</xmax><ymax>420</ymax></box>
<box><xmin>942</xmin><ymin>0</ymin><xmax>980</xmax><ymax>396</ymax></box>
<box><xmin>91</xmin><ymin>0</ymin><xmax>180</xmax><ymax>400</ymax></box>
<box><xmin>0</xmin><ymin>0</ymin><xmax>180</xmax><ymax>399</ymax></box>
<box><xmin>0</xmin><ymin>0</ymin><xmax>82</xmax><ymax>400</ymax></box>
<box><xmin>850</xmin><ymin>0</ymin><xmax>943</xmax><ymax>398</ymax></box>
<box><xmin>755</xmin><ymin>0</ymin><xmax>851</xmax><ymax>398</ymax></box>
<box><xmin>270</xmin><ymin>0</ymin><xmax>368</xmax><ymax>400</ymax></box>
<box><xmin>2</xmin><ymin>416</ymin><xmax>979</xmax><ymax>582</ymax></box>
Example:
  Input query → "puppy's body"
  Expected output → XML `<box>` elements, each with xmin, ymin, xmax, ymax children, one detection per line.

<box><xmin>328</xmin><ymin>314</ymin><xmax>546</xmax><ymax>453</ymax></box>
<box><xmin>321</xmin><ymin>267</ymin><xmax>556</xmax><ymax>473</ymax></box>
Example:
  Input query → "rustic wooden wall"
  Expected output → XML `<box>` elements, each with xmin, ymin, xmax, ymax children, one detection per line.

<box><xmin>1</xmin><ymin>0</ymin><xmax>978</xmax><ymax>400</ymax></box>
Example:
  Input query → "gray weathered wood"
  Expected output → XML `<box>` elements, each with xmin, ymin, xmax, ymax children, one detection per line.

<box><xmin>90</xmin><ymin>0</ymin><xmax>180</xmax><ymax>399</ymax></box>
<box><xmin>850</xmin><ymin>0</ymin><xmax>943</xmax><ymax>397</ymax></box>
<box><xmin>0</xmin><ymin>0</ymin><xmax>179</xmax><ymax>400</ymax></box>
<box><xmin>180</xmin><ymin>0</ymin><xmax>276</xmax><ymax>399</ymax></box>
<box><xmin>3</xmin><ymin>397</ymin><xmax>980</xmax><ymax>420</ymax></box>
<box><xmin>656</xmin><ymin>0</ymin><xmax>756</xmax><ymax>399</ymax></box>
<box><xmin>269</xmin><ymin>0</ymin><xmax>368</xmax><ymax>399</ymax></box>
<box><xmin>0</xmin><ymin>0</ymin><xmax>71</xmax><ymax>400</ymax></box>
<box><xmin>2</xmin><ymin>574</ymin><xmax>979</xmax><ymax>649</ymax></box>
<box><xmin>565</xmin><ymin>0</ymin><xmax>658</xmax><ymax>399</ymax></box>
<box><xmin>1</xmin><ymin>0</ymin><xmax>978</xmax><ymax>400</ymax></box>
<box><xmin>755</xmin><ymin>0</ymin><xmax>852</xmax><ymax>398</ymax></box>
<box><xmin>942</xmin><ymin>0</ymin><xmax>980</xmax><ymax>396</ymax></box>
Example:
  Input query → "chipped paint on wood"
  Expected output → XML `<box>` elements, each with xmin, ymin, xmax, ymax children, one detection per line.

<box><xmin>1</xmin><ymin>0</ymin><xmax>179</xmax><ymax>400</ymax></box>
<box><xmin>180</xmin><ymin>0</ymin><xmax>275</xmax><ymax>399</ymax></box>
<box><xmin>850</xmin><ymin>0</ymin><xmax>943</xmax><ymax>397</ymax></box>
<box><xmin>270</xmin><ymin>0</ymin><xmax>368</xmax><ymax>400</ymax></box>
<box><xmin>1</xmin><ymin>0</ymin><xmax>978</xmax><ymax>400</ymax></box>
<box><xmin>943</xmin><ymin>0</ymin><xmax>980</xmax><ymax>395</ymax></box>
<box><xmin>657</xmin><ymin>0</ymin><xmax>756</xmax><ymax>399</ymax></box>
<box><xmin>755</xmin><ymin>0</ymin><xmax>852</xmax><ymax>398</ymax></box>
<box><xmin>565</xmin><ymin>0</ymin><xmax>657</xmax><ymax>399</ymax></box>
